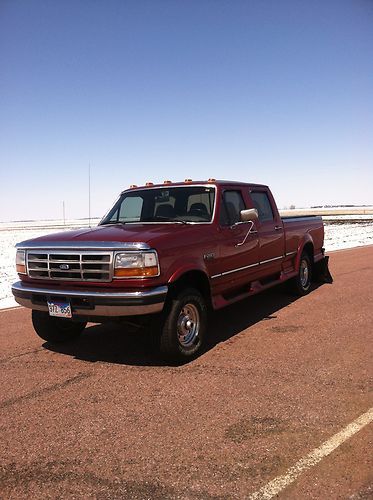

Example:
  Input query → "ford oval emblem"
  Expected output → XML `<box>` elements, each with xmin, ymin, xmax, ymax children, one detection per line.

<box><xmin>60</xmin><ymin>264</ymin><xmax>70</xmax><ymax>270</ymax></box>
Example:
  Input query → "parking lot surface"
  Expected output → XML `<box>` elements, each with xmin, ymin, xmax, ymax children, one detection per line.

<box><xmin>1</xmin><ymin>246</ymin><xmax>372</xmax><ymax>499</ymax></box>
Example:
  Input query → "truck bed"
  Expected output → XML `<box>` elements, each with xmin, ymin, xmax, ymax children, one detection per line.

<box><xmin>282</xmin><ymin>215</ymin><xmax>324</xmax><ymax>263</ymax></box>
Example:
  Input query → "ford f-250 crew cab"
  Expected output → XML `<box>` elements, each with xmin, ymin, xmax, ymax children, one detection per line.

<box><xmin>12</xmin><ymin>180</ymin><xmax>331</xmax><ymax>361</ymax></box>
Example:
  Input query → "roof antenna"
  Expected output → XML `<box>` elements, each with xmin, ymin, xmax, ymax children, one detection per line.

<box><xmin>88</xmin><ymin>163</ymin><xmax>91</xmax><ymax>227</ymax></box>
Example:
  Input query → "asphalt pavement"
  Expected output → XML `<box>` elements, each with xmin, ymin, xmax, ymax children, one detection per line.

<box><xmin>0</xmin><ymin>246</ymin><xmax>372</xmax><ymax>499</ymax></box>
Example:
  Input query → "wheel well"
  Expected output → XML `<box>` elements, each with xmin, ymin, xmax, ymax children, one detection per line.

<box><xmin>303</xmin><ymin>242</ymin><xmax>314</xmax><ymax>264</ymax></box>
<box><xmin>168</xmin><ymin>271</ymin><xmax>212</xmax><ymax>307</ymax></box>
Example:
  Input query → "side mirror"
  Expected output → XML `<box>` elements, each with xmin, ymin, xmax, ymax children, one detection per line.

<box><xmin>240</xmin><ymin>208</ymin><xmax>258</xmax><ymax>222</ymax></box>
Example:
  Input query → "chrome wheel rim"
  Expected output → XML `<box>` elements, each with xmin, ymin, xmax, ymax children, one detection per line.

<box><xmin>300</xmin><ymin>259</ymin><xmax>309</xmax><ymax>288</ymax></box>
<box><xmin>177</xmin><ymin>303</ymin><xmax>200</xmax><ymax>348</ymax></box>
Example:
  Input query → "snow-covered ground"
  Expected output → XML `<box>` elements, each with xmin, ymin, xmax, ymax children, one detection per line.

<box><xmin>323</xmin><ymin>217</ymin><xmax>373</xmax><ymax>251</ymax></box>
<box><xmin>0</xmin><ymin>224</ymin><xmax>83</xmax><ymax>309</ymax></box>
<box><xmin>1</xmin><ymin>217</ymin><xmax>372</xmax><ymax>309</ymax></box>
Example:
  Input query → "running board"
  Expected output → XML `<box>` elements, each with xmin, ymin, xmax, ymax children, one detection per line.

<box><xmin>212</xmin><ymin>271</ymin><xmax>298</xmax><ymax>310</ymax></box>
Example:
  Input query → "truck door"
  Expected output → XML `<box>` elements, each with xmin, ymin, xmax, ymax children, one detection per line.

<box><xmin>211</xmin><ymin>189</ymin><xmax>260</xmax><ymax>294</ymax></box>
<box><xmin>248</xmin><ymin>189</ymin><xmax>285</xmax><ymax>275</ymax></box>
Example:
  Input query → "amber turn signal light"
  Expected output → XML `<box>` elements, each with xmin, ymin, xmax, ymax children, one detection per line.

<box><xmin>16</xmin><ymin>264</ymin><xmax>26</xmax><ymax>274</ymax></box>
<box><xmin>114</xmin><ymin>266</ymin><xmax>159</xmax><ymax>278</ymax></box>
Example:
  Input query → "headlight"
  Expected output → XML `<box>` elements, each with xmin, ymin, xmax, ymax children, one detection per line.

<box><xmin>16</xmin><ymin>249</ymin><xmax>26</xmax><ymax>275</ymax></box>
<box><xmin>114</xmin><ymin>251</ymin><xmax>159</xmax><ymax>278</ymax></box>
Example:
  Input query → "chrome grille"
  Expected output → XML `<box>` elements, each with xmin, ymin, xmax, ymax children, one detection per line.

<box><xmin>27</xmin><ymin>250</ymin><xmax>113</xmax><ymax>282</ymax></box>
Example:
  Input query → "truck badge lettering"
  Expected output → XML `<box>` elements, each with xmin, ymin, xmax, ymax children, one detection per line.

<box><xmin>203</xmin><ymin>253</ymin><xmax>215</xmax><ymax>261</ymax></box>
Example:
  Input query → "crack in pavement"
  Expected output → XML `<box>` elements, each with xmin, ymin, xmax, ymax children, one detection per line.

<box><xmin>0</xmin><ymin>348</ymin><xmax>44</xmax><ymax>365</ymax></box>
<box><xmin>0</xmin><ymin>372</ymin><xmax>92</xmax><ymax>409</ymax></box>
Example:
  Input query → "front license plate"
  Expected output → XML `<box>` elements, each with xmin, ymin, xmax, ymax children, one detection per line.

<box><xmin>47</xmin><ymin>301</ymin><xmax>72</xmax><ymax>318</ymax></box>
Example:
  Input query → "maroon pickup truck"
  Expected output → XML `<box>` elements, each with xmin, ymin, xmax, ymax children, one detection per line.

<box><xmin>12</xmin><ymin>180</ymin><xmax>331</xmax><ymax>361</ymax></box>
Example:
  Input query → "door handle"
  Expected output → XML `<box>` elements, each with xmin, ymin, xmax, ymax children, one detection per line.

<box><xmin>274</xmin><ymin>225</ymin><xmax>283</xmax><ymax>231</ymax></box>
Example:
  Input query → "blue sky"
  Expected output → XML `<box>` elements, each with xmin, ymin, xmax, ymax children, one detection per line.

<box><xmin>1</xmin><ymin>0</ymin><xmax>372</xmax><ymax>221</ymax></box>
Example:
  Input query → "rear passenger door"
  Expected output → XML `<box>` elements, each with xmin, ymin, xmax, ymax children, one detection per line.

<box><xmin>249</xmin><ymin>189</ymin><xmax>285</xmax><ymax>275</ymax></box>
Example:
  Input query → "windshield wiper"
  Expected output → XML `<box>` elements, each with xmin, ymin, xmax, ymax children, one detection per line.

<box><xmin>154</xmin><ymin>218</ymin><xmax>188</xmax><ymax>224</ymax></box>
<box><xmin>99</xmin><ymin>221</ymin><xmax>126</xmax><ymax>226</ymax></box>
<box><xmin>161</xmin><ymin>219</ymin><xmax>188</xmax><ymax>224</ymax></box>
<box><xmin>101</xmin><ymin>218</ymin><xmax>190</xmax><ymax>225</ymax></box>
<box><xmin>138</xmin><ymin>217</ymin><xmax>188</xmax><ymax>224</ymax></box>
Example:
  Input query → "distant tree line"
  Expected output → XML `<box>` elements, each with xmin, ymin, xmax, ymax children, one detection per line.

<box><xmin>311</xmin><ymin>204</ymin><xmax>371</xmax><ymax>208</ymax></box>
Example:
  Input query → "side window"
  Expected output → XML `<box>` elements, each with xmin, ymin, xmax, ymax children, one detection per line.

<box><xmin>220</xmin><ymin>190</ymin><xmax>245</xmax><ymax>226</ymax></box>
<box><xmin>118</xmin><ymin>196</ymin><xmax>143</xmax><ymax>222</ymax></box>
<box><xmin>250</xmin><ymin>191</ymin><xmax>274</xmax><ymax>222</ymax></box>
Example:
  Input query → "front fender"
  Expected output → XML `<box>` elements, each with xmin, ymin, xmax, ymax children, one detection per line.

<box><xmin>167</xmin><ymin>257</ymin><xmax>209</xmax><ymax>284</ymax></box>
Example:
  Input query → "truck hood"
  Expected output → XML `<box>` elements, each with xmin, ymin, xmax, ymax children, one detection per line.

<box><xmin>18</xmin><ymin>223</ymin><xmax>201</xmax><ymax>249</ymax></box>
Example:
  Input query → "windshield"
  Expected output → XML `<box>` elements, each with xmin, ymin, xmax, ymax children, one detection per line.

<box><xmin>100</xmin><ymin>186</ymin><xmax>216</xmax><ymax>225</ymax></box>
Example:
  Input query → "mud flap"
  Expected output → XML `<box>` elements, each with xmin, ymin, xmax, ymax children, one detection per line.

<box><xmin>313</xmin><ymin>256</ymin><xmax>333</xmax><ymax>284</ymax></box>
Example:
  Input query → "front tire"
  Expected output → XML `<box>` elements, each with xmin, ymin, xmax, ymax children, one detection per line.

<box><xmin>32</xmin><ymin>310</ymin><xmax>86</xmax><ymax>343</ymax></box>
<box><xmin>159</xmin><ymin>288</ymin><xmax>207</xmax><ymax>362</ymax></box>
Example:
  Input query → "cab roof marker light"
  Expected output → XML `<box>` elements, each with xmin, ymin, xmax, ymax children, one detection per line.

<box><xmin>184</xmin><ymin>178</ymin><xmax>193</xmax><ymax>183</ymax></box>
<box><xmin>145</xmin><ymin>182</ymin><xmax>154</xmax><ymax>186</ymax></box>
<box><xmin>208</xmin><ymin>178</ymin><xmax>216</xmax><ymax>182</ymax></box>
<box><xmin>163</xmin><ymin>180</ymin><xmax>172</xmax><ymax>184</ymax></box>
<box><xmin>129</xmin><ymin>184</ymin><xmax>138</xmax><ymax>189</ymax></box>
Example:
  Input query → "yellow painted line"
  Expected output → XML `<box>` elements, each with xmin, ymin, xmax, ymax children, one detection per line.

<box><xmin>249</xmin><ymin>407</ymin><xmax>373</xmax><ymax>499</ymax></box>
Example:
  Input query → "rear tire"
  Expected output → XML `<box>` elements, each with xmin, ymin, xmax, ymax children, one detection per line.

<box><xmin>159</xmin><ymin>288</ymin><xmax>207</xmax><ymax>362</ymax></box>
<box><xmin>289</xmin><ymin>252</ymin><xmax>312</xmax><ymax>296</ymax></box>
<box><xmin>32</xmin><ymin>310</ymin><xmax>86</xmax><ymax>343</ymax></box>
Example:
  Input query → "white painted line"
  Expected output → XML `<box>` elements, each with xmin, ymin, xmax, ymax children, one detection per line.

<box><xmin>0</xmin><ymin>306</ymin><xmax>22</xmax><ymax>313</ymax></box>
<box><xmin>327</xmin><ymin>243</ymin><xmax>373</xmax><ymax>254</ymax></box>
<box><xmin>249</xmin><ymin>406</ymin><xmax>373</xmax><ymax>500</ymax></box>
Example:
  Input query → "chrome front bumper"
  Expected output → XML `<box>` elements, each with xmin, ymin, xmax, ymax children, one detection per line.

<box><xmin>11</xmin><ymin>281</ymin><xmax>168</xmax><ymax>317</ymax></box>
